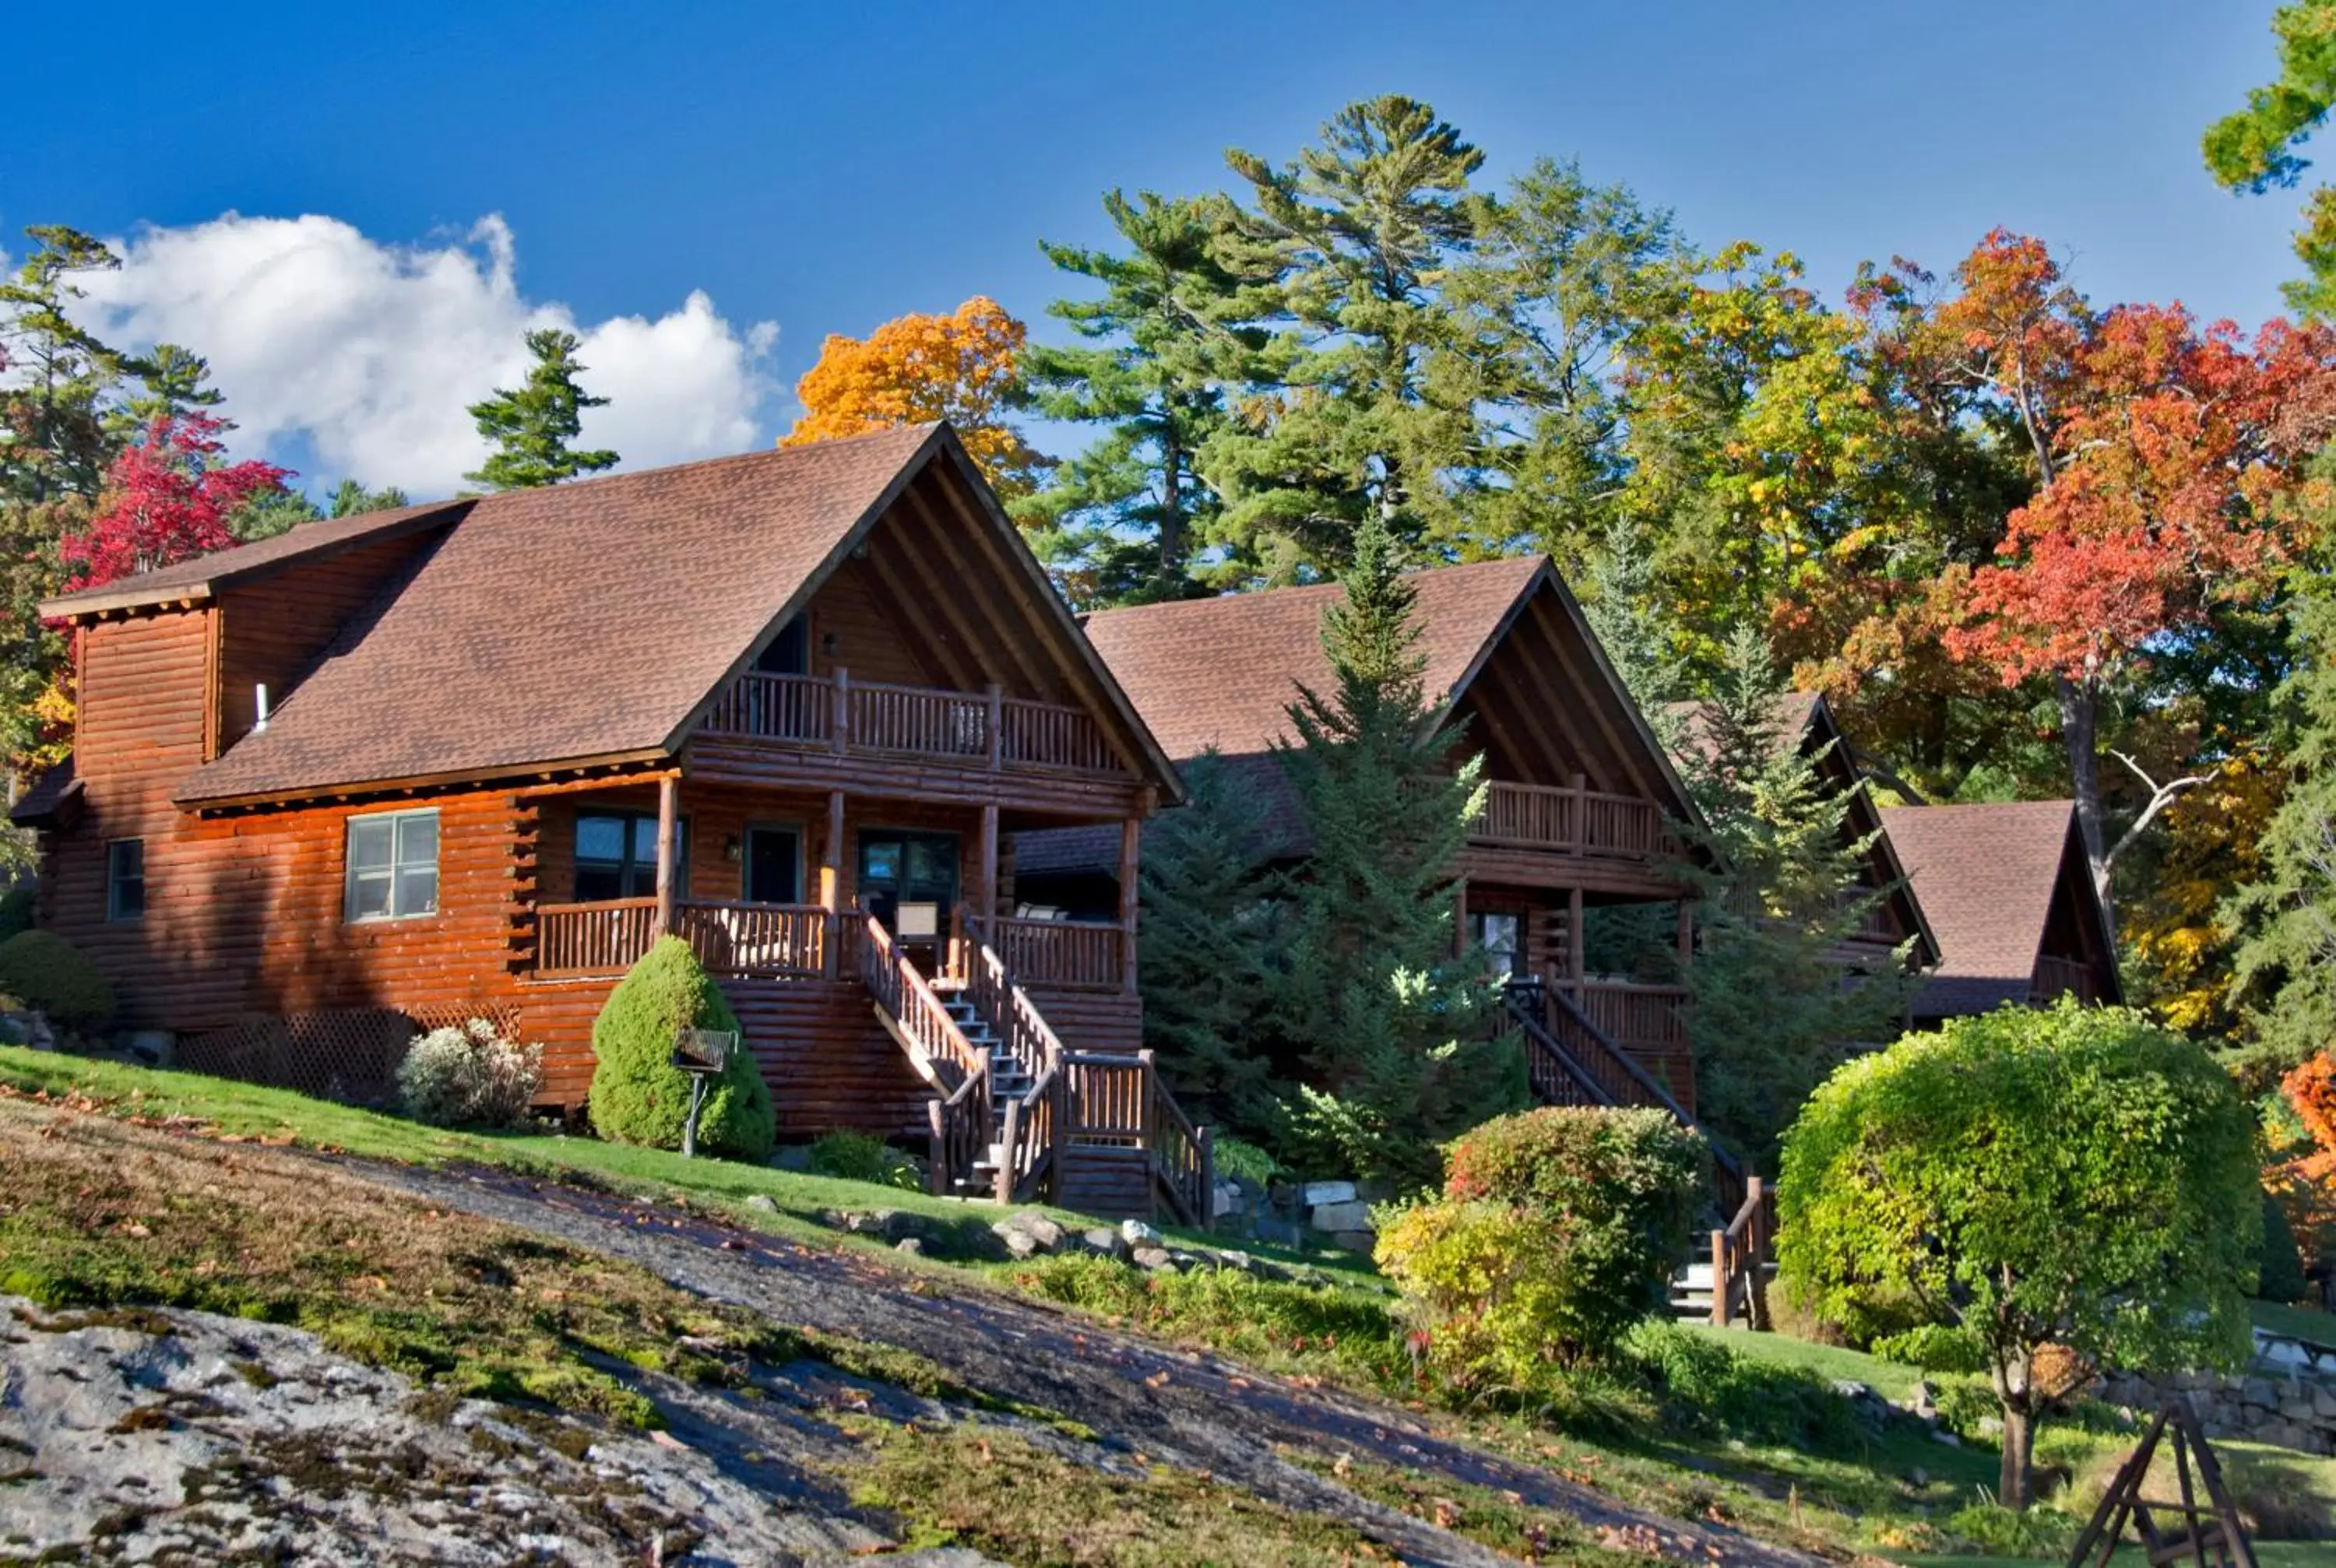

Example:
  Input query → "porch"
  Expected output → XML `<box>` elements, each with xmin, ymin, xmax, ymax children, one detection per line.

<box><xmin>701</xmin><ymin>669</ymin><xmax>1129</xmax><ymax>779</ymax></box>
<box><xmin>1469</xmin><ymin>777</ymin><xmax>1672</xmax><ymax>861</ymax></box>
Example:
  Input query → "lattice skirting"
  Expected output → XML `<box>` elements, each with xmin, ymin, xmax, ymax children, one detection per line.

<box><xmin>178</xmin><ymin>1002</ymin><xmax>523</xmax><ymax>1106</ymax></box>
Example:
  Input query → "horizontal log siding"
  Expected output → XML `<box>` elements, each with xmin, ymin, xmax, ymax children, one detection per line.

<box><xmin>215</xmin><ymin>529</ymin><xmax>438</xmax><ymax>754</ymax></box>
<box><xmin>804</xmin><ymin>557</ymin><xmax>941</xmax><ymax>686</ymax></box>
<box><xmin>1021</xmin><ymin>987</ymin><xmax>1142</xmax><ymax>1056</ymax></box>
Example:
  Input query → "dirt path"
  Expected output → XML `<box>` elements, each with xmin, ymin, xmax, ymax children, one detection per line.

<box><xmin>348</xmin><ymin>1157</ymin><xmax>1825</xmax><ymax>1568</ymax></box>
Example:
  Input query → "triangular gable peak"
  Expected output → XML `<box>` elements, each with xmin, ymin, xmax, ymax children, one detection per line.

<box><xmin>1441</xmin><ymin>560</ymin><xmax>1701</xmax><ymax>831</ymax></box>
<box><xmin>1782</xmin><ymin>694</ymin><xmax>1940</xmax><ymax>969</ymax></box>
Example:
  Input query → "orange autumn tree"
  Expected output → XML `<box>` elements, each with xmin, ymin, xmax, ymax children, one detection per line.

<box><xmin>1898</xmin><ymin>230</ymin><xmax>2336</xmax><ymax>913</ymax></box>
<box><xmin>781</xmin><ymin>296</ymin><xmax>1049</xmax><ymax>497</ymax></box>
<box><xmin>2271</xmin><ymin>1051</ymin><xmax>2336</xmax><ymax>1260</ymax></box>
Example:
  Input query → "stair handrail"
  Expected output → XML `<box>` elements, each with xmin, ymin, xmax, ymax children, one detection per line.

<box><xmin>994</xmin><ymin>1062</ymin><xmax>1060</xmax><ymax>1204</ymax></box>
<box><xmin>1142</xmin><ymin>1050</ymin><xmax>1212</xmax><ymax>1228</ymax></box>
<box><xmin>1710</xmin><ymin>1174</ymin><xmax>1773</xmax><ymax>1330</ymax></box>
<box><xmin>1507</xmin><ymin>977</ymin><xmax>1749</xmax><ymax>1184</ymax></box>
<box><xmin>861</xmin><ymin>912</ymin><xmax>991</xmax><ymax>1196</ymax></box>
<box><xmin>955</xmin><ymin>905</ymin><xmax>1068</xmax><ymax>1079</ymax></box>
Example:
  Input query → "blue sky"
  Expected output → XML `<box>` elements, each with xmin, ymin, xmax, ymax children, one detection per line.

<box><xmin>1</xmin><ymin>1</ymin><xmax>2313</xmax><ymax>493</ymax></box>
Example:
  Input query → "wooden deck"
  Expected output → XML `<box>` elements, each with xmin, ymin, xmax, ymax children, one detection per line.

<box><xmin>701</xmin><ymin>670</ymin><xmax>1128</xmax><ymax>778</ymax></box>
<box><xmin>1469</xmin><ymin>779</ymin><xmax>1672</xmax><ymax>861</ymax></box>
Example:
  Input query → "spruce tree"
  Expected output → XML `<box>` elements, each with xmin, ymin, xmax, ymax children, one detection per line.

<box><xmin>2225</xmin><ymin>566</ymin><xmax>2336</xmax><ymax>1088</ymax></box>
<box><xmin>1138</xmin><ymin>752</ymin><xmax>1286</xmax><ymax>1134</ymax></box>
<box><xmin>1679</xmin><ymin>628</ymin><xmax>1917</xmax><ymax>1167</ymax></box>
<box><xmin>466</xmin><ymin>328</ymin><xmax>618</xmax><ymax>490</ymax></box>
<box><xmin>1022</xmin><ymin>191</ymin><xmax>1274</xmax><ymax>605</ymax></box>
<box><xmin>1273</xmin><ymin>512</ymin><xmax>1525</xmax><ymax>1188</ymax></box>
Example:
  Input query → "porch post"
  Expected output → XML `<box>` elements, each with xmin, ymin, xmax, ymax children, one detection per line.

<box><xmin>822</xmin><ymin>789</ymin><xmax>846</xmax><ymax>977</ymax></box>
<box><xmin>979</xmin><ymin>803</ymin><xmax>1000</xmax><ymax>924</ymax></box>
<box><xmin>1675</xmin><ymin>898</ymin><xmax>1694</xmax><ymax>974</ymax></box>
<box><xmin>1567</xmin><ymin>884</ymin><xmax>1586</xmax><ymax>988</ymax></box>
<box><xmin>1118</xmin><ymin>814</ymin><xmax>1142</xmax><ymax>996</ymax></box>
<box><xmin>653</xmin><ymin>774</ymin><xmax>678</xmax><ymax>939</ymax></box>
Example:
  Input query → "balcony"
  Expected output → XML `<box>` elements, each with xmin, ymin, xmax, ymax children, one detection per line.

<box><xmin>1469</xmin><ymin>779</ymin><xmax>1671</xmax><ymax>860</ymax></box>
<box><xmin>699</xmin><ymin>670</ymin><xmax>1127</xmax><ymax>777</ymax></box>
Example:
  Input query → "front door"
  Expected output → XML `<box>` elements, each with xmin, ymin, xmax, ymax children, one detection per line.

<box><xmin>859</xmin><ymin>829</ymin><xmax>960</xmax><ymax>962</ymax></box>
<box><xmin>744</xmin><ymin>824</ymin><xmax>801</xmax><ymax>905</ymax></box>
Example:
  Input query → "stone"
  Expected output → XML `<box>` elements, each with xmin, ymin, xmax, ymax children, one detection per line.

<box><xmin>1910</xmin><ymin>1380</ymin><xmax>1939</xmax><ymax>1422</ymax></box>
<box><xmin>743</xmin><ymin>1194</ymin><xmax>779</xmax><ymax>1214</ymax></box>
<box><xmin>1309</xmin><ymin>1200</ymin><xmax>1373</xmax><ymax>1233</ymax></box>
<box><xmin>894</xmin><ymin>1238</ymin><xmax>925</xmax><ymax>1257</ymax></box>
<box><xmin>1930</xmin><ymin>1430</ymin><xmax>1962</xmax><ymax>1448</ymax></box>
<box><xmin>1301</xmin><ymin>1181</ymin><xmax>1357</xmax><ymax>1207</ymax></box>
<box><xmin>2313</xmin><ymin>1383</ymin><xmax>2336</xmax><ymax>1419</ymax></box>
<box><xmin>1908</xmin><ymin>1467</ymin><xmax>1928</xmax><ymax>1489</ymax></box>
<box><xmin>1120</xmin><ymin>1219</ymin><xmax>1162</xmax><ymax>1247</ymax></box>
<box><xmin>1212</xmin><ymin>1250</ymin><xmax>1257</xmax><ymax>1275</ymax></box>
<box><xmin>1005</xmin><ymin>1215</ymin><xmax>1066</xmax><ymax>1250</ymax></box>
<box><xmin>2242</xmin><ymin>1377</ymin><xmax>2280</xmax><ymax>1411</ymax></box>
<box><xmin>2281</xmin><ymin>1395</ymin><xmax>2319</xmax><ymax>1422</ymax></box>
<box><xmin>1081</xmin><ymin>1228</ymin><xmax>1130</xmax><ymax>1260</ymax></box>
<box><xmin>1212</xmin><ymin>1183</ymin><xmax>1243</xmax><ymax>1219</ymax></box>
<box><xmin>879</xmin><ymin>1211</ymin><xmax>931</xmax><ymax>1242</ymax></box>
<box><xmin>1131</xmin><ymin>1247</ymin><xmax>1177</xmax><ymax>1271</ymax></box>
<box><xmin>992</xmin><ymin>1222</ymin><xmax>1045</xmax><ymax>1259</ymax></box>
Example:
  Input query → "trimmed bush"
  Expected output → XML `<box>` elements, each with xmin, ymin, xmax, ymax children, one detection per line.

<box><xmin>397</xmin><ymin>1018</ymin><xmax>542</xmax><ymax>1129</ymax></box>
<box><xmin>0</xmin><ymin>930</ymin><xmax>114</xmax><ymax>1032</ymax></box>
<box><xmin>1375</xmin><ymin>1106</ymin><xmax>1705</xmax><ymax>1383</ymax></box>
<box><xmin>805</xmin><ymin>1130</ymin><xmax>922</xmax><ymax>1192</ymax></box>
<box><xmin>587</xmin><ymin>936</ymin><xmax>772</xmax><ymax>1161</ymax></box>
<box><xmin>0</xmin><ymin>885</ymin><xmax>34</xmax><ymax>942</ymax></box>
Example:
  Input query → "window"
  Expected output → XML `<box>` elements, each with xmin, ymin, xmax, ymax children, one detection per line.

<box><xmin>1469</xmin><ymin>911</ymin><xmax>1522</xmax><ymax>981</ymax></box>
<box><xmin>345</xmin><ymin>809</ymin><xmax>438</xmax><ymax>922</ymax></box>
<box><xmin>575</xmin><ymin>811</ymin><xmax>688</xmax><ymax>902</ymax></box>
<box><xmin>743</xmin><ymin>824</ymin><xmax>801</xmax><ymax>905</ymax></box>
<box><xmin>106</xmin><ymin>839</ymin><xmax>145</xmax><ymax>922</ymax></box>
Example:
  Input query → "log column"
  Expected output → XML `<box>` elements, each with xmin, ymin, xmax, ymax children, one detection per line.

<box><xmin>1675</xmin><ymin>898</ymin><xmax>1694</xmax><ymax>976</ymax></box>
<box><xmin>1567</xmin><ymin>884</ymin><xmax>1587</xmax><ymax>988</ymax></box>
<box><xmin>1118</xmin><ymin>814</ymin><xmax>1142</xmax><ymax>996</ymax></box>
<box><xmin>979</xmin><ymin>803</ymin><xmax>1001</xmax><ymax>926</ymax></box>
<box><xmin>653</xmin><ymin>774</ymin><xmax>679</xmax><ymax>937</ymax></box>
<box><xmin>821</xmin><ymin>789</ymin><xmax>846</xmax><ymax>976</ymax></box>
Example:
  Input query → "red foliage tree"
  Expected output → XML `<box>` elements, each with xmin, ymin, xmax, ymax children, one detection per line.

<box><xmin>59</xmin><ymin>413</ymin><xmax>288</xmax><ymax>590</ymax></box>
<box><xmin>1911</xmin><ymin>230</ymin><xmax>2336</xmax><ymax>910</ymax></box>
<box><xmin>2272</xmin><ymin>1051</ymin><xmax>2336</xmax><ymax>1261</ymax></box>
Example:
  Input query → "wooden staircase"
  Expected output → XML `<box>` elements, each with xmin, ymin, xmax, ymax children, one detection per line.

<box><xmin>1504</xmin><ymin>979</ymin><xmax>1775</xmax><ymax>1328</ymax></box>
<box><xmin>860</xmin><ymin>911</ymin><xmax>1212</xmax><ymax>1223</ymax></box>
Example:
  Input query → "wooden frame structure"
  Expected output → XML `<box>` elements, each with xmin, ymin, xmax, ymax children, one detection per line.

<box><xmin>2067</xmin><ymin>1401</ymin><xmax>2257</xmax><ymax>1568</ymax></box>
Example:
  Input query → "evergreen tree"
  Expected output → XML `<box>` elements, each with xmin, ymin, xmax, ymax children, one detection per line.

<box><xmin>1022</xmin><ymin>191</ymin><xmax>1273</xmax><ymax>605</ymax></box>
<box><xmin>0</xmin><ymin>226</ymin><xmax>127</xmax><ymax>507</ymax></box>
<box><xmin>2225</xmin><ymin>564</ymin><xmax>2336</xmax><ymax>1088</ymax></box>
<box><xmin>1208</xmin><ymin>96</ymin><xmax>1489</xmax><ymax>578</ymax></box>
<box><xmin>1576</xmin><ymin>512</ymin><xmax>1689</xmax><ymax>740</ymax></box>
<box><xmin>1273</xmin><ymin>512</ymin><xmax>1525</xmax><ymax>1188</ymax></box>
<box><xmin>1678</xmin><ymin>628</ymin><xmax>1919</xmax><ymax>1167</ymax></box>
<box><xmin>1138</xmin><ymin>752</ymin><xmax>1286</xmax><ymax>1134</ymax></box>
<box><xmin>331</xmin><ymin>477</ymin><xmax>410</xmax><ymax>516</ymax></box>
<box><xmin>227</xmin><ymin>476</ymin><xmax>410</xmax><ymax>543</ymax></box>
<box><xmin>466</xmin><ymin>328</ymin><xmax>618</xmax><ymax>490</ymax></box>
<box><xmin>120</xmin><ymin>343</ymin><xmax>226</xmax><ymax>427</ymax></box>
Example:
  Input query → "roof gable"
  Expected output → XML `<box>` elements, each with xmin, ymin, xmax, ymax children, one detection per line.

<box><xmin>1880</xmin><ymin>800</ymin><xmax>2116</xmax><ymax>1016</ymax></box>
<box><xmin>164</xmin><ymin>425</ymin><xmax>1176</xmax><ymax>807</ymax></box>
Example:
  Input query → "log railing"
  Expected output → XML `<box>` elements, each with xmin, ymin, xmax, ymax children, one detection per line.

<box><xmin>952</xmin><ymin>916</ymin><xmax>1069</xmax><ymax>1086</ymax></box>
<box><xmin>698</xmin><ymin>667</ymin><xmax>1125</xmax><ymax>777</ymax></box>
<box><xmin>1568</xmin><ymin>980</ymin><xmax>1690</xmax><ymax>1060</ymax></box>
<box><xmin>980</xmin><ymin>914</ymin><xmax>1127</xmax><ymax>991</ymax></box>
<box><xmin>673</xmin><ymin>902</ymin><xmax>828</xmax><ymax>977</ymax></box>
<box><xmin>529</xmin><ymin>898</ymin><xmax>829</xmax><ymax>979</ymax></box>
<box><xmin>2032</xmin><ymin>954</ymin><xmax>2099</xmax><ymax>1004</ymax></box>
<box><xmin>860</xmin><ymin>913</ymin><xmax>992</xmax><ymax>1196</ymax></box>
<box><xmin>1148</xmin><ymin>1055</ymin><xmax>1213</xmax><ymax>1227</ymax></box>
<box><xmin>1711</xmin><ymin>1176</ymin><xmax>1775</xmax><ymax>1331</ymax></box>
<box><xmin>534</xmin><ymin>898</ymin><xmax>659</xmax><ymax>978</ymax></box>
<box><xmin>994</xmin><ymin>1063</ymin><xmax>1058</xmax><ymax>1205</ymax></box>
<box><xmin>1470</xmin><ymin>779</ymin><xmax>1670</xmax><ymax>860</ymax></box>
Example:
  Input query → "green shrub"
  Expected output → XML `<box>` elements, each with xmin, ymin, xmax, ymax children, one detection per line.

<box><xmin>0</xmin><ymin>930</ymin><xmax>114</xmax><ymax>1031</ymax></box>
<box><xmin>805</xmin><ymin>1130</ymin><xmax>922</xmax><ymax>1192</ymax></box>
<box><xmin>586</xmin><ymin>936</ymin><xmax>772</xmax><ymax>1161</ymax></box>
<box><xmin>1619</xmin><ymin>1320</ymin><xmax>1863</xmax><ymax>1453</ymax></box>
<box><xmin>2260</xmin><ymin>1191</ymin><xmax>2310</xmax><ymax>1304</ymax></box>
<box><xmin>397</xmin><ymin>1019</ymin><xmax>542</xmax><ymax>1129</ymax></box>
<box><xmin>0</xmin><ymin>885</ymin><xmax>34</xmax><ymax>941</ymax></box>
<box><xmin>1210</xmin><ymin>1134</ymin><xmax>1282</xmax><ymax>1187</ymax></box>
<box><xmin>1870</xmin><ymin>1322</ymin><xmax>1990</xmax><ymax>1374</ymax></box>
<box><xmin>1947</xmin><ymin>1495</ymin><xmax>2077</xmax><ymax>1558</ymax></box>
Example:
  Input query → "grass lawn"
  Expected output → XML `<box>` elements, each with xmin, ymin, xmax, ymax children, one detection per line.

<box><xmin>0</xmin><ymin>1046</ymin><xmax>1378</xmax><ymax>1289</ymax></box>
<box><xmin>2252</xmin><ymin>1297</ymin><xmax>2336</xmax><ymax>1348</ymax></box>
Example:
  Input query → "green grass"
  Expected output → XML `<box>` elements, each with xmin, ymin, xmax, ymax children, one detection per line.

<box><xmin>1674</xmin><ymin>1320</ymin><xmax>1934</xmax><ymax>1401</ymax></box>
<box><xmin>1894</xmin><ymin>1553</ymin><xmax>2327</xmax><ymax>1568</ymax></box>
<box><xmin>0</xmin><ymin>1046</ymin><xmax>1377</xmax><ymax>1283</ymax></box>
<box><xmin>2252</xmin><ymin>1296</ymin><xmax>2336</xmax><ymax>1348</ymax></box>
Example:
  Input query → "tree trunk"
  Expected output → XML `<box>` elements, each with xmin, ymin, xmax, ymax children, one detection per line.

<box><xmin>1998</xmin><ymin>1399</ymin><xmax>2036</xmax><ymax>1510</ymax></box>
<box><xmin>2056</xmin><ymin>674</ymin><xmax>2115</xmax><ymax>937</ymax></box>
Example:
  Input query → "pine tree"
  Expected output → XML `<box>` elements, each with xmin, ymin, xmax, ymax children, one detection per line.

<box><xmin>1273</xmin><ymin>512</ymin><xmax>1525</xmax><ymax>1188</ymax></box>
<box><xmin>1679</xmin><ymin>627</ymin><xmax>1918</xmax><ymax>1167</ymax></box>
<box><xmin>2225</xmin><ymin>565</ymin><xmax>2336</xmax><ymax>1088</ymax></box>
<box><xmin>1022</xmin><ymin>191</ymin><xmax>1274</xmax><ymax>605</ymax></box>
<box><xmin>1208</xmin><ymin>96</ymin><xmax>1490</xmax><ymax>578</ymax></box>
<box><xmin>120</xmin><ymin>343</ymin><xmax>226</xmax><ymax>427</ymax></box>
<box><xmin>466</xmin><ymin>328</ymin><xmax>618</xmax><ymax>490</ymax></box>
<box><xmin>1138</xmin><ymin>752</ymin><xmax>1286</xmax><ymax>1134</ymax></box>
<box><xmin>0</xmin><ymin>226</ymin><xmax>126</xmax><ymax>507</ymax></box>
<box><xmin>1577</xmin><ymin>512</ymin><xmax>1689</xmax><ymax>742</ymax></box>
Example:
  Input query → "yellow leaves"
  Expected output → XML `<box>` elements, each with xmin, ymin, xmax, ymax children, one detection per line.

<box><xmin>781</xmin><ymin>296</ymin><xmax>1048</xmax><ymax>497</ymax></box>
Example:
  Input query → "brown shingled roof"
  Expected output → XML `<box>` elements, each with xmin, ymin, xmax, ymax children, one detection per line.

<box><xmin>1879</xmin><ymin>800</ymin><xmax>2107</xmax><ymax>1017</ymax></box>
<box><xmin>41</xmin><ymin>499</ymin><xmax>472</xmax><ymax>620</ymax></box>
<box><xmin>170</xmin><ymin>424</ymin><xmax>1085</xmax><ymax>806</ymax></box>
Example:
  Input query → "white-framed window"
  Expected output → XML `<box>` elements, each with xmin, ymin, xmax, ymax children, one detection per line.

<box><xmin>106</xmin><ymin>838</ymin><xmax>145</xmax><ymax>923</ymax></box>
<box><xmin>345</xmin><ymin>808</ymin><xmax>439</xmax><ymax>922</ymax></box>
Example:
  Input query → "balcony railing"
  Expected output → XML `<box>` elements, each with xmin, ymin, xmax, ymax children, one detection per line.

<box><xmin>970</xmin><ymin>912</ymin><xmax>1128</xmax><ymax>992</ymax></box>
<box><xmin>699</xmin><ymin>669</ymin><xmax>1127</xmax><ymax>777</ymax></box>
<box><xmin>1469</xmin><ymin>779</ymin><xmax>1670</xmax><ymax>860</ymax></box>
<box><xmin>1564</xmin><ymin>979</ymin><xmax>1690</xmax><ymax>1058</ymax></box>
<box><xmin>533</xmin><ymin>899</ymin><xmax>834</xmax><ymax>979</ymax></box>
<box><xmin>2032</xmin><ymin>954</ymin><xmax>2099</xmax><ymax>1005</ymax></box>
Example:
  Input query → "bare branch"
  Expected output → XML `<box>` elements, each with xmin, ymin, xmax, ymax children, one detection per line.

<box><xmin>2103</xmin><ymin>750</ymin><xmax>2212</xmax><ymax>870</ymax></box>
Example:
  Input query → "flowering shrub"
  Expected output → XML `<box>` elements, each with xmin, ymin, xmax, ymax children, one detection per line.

<box><xmin>805</xmin><ymin>1130</ymin><xmax>923</xmax><ymax>1191</ymax></box>
<box><xmin>397</xmin><ymin>1018</ymin><xmax>542</xmax><ymax>1128</ymax></box>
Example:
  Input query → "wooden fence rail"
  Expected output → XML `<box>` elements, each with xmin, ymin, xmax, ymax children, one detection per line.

<box><xmin>1470</xmin><ymin>779</ymin><xmax>1669</xmax><ymax>860</ymax></box>
<box><xmin>698</xmin><ymin>667</ymin><xmax>1124</xmax><ymax>777</ymax></box>
<box><xmin>983</xmin><ymin>916</ymin><xmax>1126</xmax><ymax>990</ymax></box>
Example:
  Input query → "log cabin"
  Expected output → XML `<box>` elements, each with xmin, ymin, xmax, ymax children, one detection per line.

<box><xmin>1877</xmin><ymin>800</ymin><xmax>2122</xmax><ymax>1026</ymax></box>
<box><xmin>16</xmin><ymin>424</ymin><xmax>1214</xmax><ymax>1221</ymax></box>
<box><xmin>1014</xmin><ymin>556</ymin><xmax>1722</xmax><ymax>1121</ymax></box>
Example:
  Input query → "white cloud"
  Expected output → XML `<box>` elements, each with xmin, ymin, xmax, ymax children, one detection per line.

<box><xmin>71</xmin><ymin>213</ymin><xmax>778</xmax><ymax>497</ymax></box>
